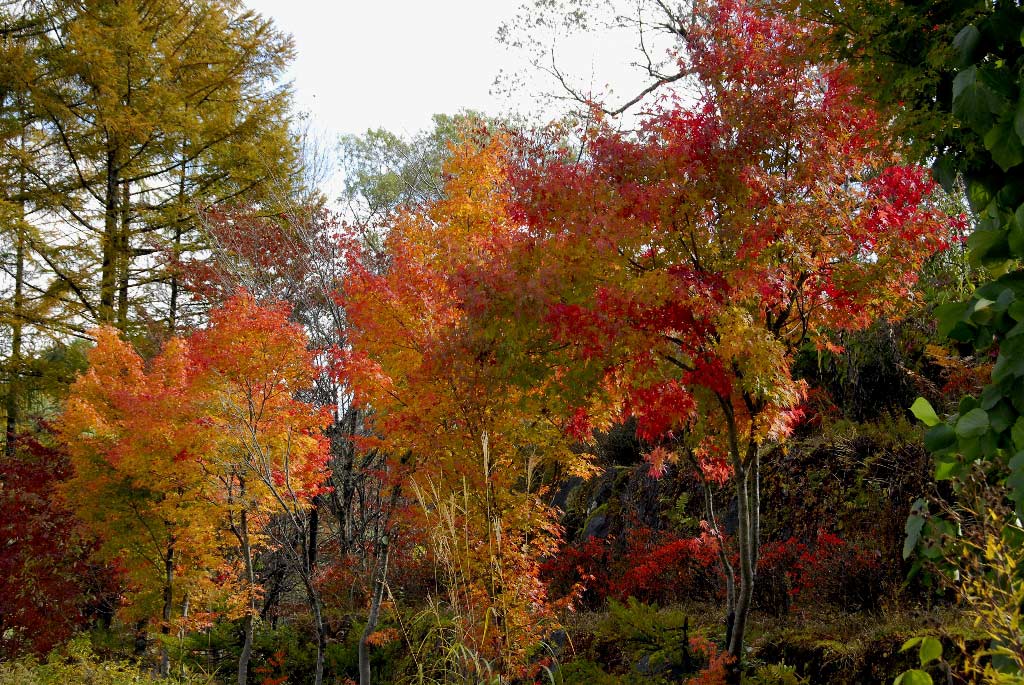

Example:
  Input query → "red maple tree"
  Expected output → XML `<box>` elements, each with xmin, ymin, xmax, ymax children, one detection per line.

<box><xmin>450</xmin><ymin>0</ymin><xmax>956</xmax><ymax>664</ymax></box>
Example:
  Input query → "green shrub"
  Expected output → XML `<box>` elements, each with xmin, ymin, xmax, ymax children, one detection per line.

<box><xmin>0</xmin><ymin>635</ymin><xmax>213</xmax><ymax>685</ymax></box>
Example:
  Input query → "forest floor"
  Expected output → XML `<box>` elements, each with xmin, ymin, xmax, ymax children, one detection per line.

<box><xmin>556</xmin><ymin>601</ymin><xmax>978</xmax><ymax>683</ymax></box>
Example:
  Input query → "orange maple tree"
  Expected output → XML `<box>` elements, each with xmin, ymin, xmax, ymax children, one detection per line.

<box><xmin>59</xmin><ymin>328</ymin><xmax>227</xmax><ymax>674</ymax></box>
<box><xmin>191</xmin><ymin>292</ymin><xmax>331</xmax><ymax>685</ymax></box>
<box><xmin>341</xmin><ymin>137</ymin><xmax>590</xmax><ymax>676</ymax></box>
<box><xmin>58</xmin><ymin>292</ymin><xmax>329</xmax><ymax>679</ymax></box>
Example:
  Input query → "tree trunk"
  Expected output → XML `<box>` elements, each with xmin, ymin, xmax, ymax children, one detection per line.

<box><xmin>726</xmin><ymin>443</ymin><xmax>761</xmax><ymax>682</ymax></box>
<box><xmin>297</xmin><ymin>506</ymin><xmax>326</xmax><ymax>685</ymax></box>
<box><xmin>116</xmin><ymin>180</ymin><xmax>130</xmax><ymax>328</ymax></box>
<box><xmin>160</xmin><ymin>540</ymin><xmax>175</xmax><ymax>677</ymax></box>
<box><xmin>308</xmin><ymin>578</ymin><xmax>327</xmax><ymax>685</ymax></box>
<box><xmin>308</xmin><ymin>498</ymin><xmax>320</xmax><ymax>571</ymax></box>
<box><xmin>238</xmin><ymin>502</ymin><xmax>256</xmax><ymax>685</ymax></box>
<box><xmin>133</xmin><ymin>619</ymin><xmax>148</xmax><ymax>657</ymax></box>
<box><xmin>359</xmin><ymin>541</ymin><xmax>390</xmax><ymax>685</ymax></box>
<box><xmin>100</xmin><ymin>143</ymin><xmax>119</xmax><ymax>324</ymax></box>
<box><xmin>716</xmin><ymin>395</ymin><xmax>762</xmax><ymax>684</ymax></box>
<box><xmin>168</xmin><ymin>150</ymin><xmax>186</xmax><ymax>332</ymax></box>
<box><xmin>700</xmin><ymin>476</ymin><xmax>735</xmax><ymax>625</ymax></box>
<box><xmin>5</xmin><ymin>179</ymin><xmax>24</xmax><ymax>457</ymax></box>
<box><xmin>178</xmin><ymin>594</ymin><xmax>189</xmax><ymax>680</ymax></box>
<box><xmin>169</xmin><ymin>223</ymin><xmax>181</xmax><ymax>331</ymax></box>
<box><xmin>727</xmin><ymin>464</ymin><xmax>752</xmax><ymax>652</ymax></box>
<box><xmin>5</xmin><ymin>105</ymin><xmax>29</xmax><ymax>456</ymax></box>
<box><xmin>238</xmin><ymin>613</ymin><xmax>253</xmax><ymax>685</ymax></box>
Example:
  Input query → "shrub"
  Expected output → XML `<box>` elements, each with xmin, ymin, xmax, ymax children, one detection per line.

<box><xmin>542</xmin><ymin>527</ymin><xmax>721</xmax><ymax>608</ymax></box>
<box><xmin>611</xmin><ymin>529</ymin><xmax>720</xmax><ymax>604</ymax></box>
<box><xmin>756</xmin><ymin>530</ymin><xmax>883</xmax><ymax>613</ymax></box>
<box><xmin>0</xmin><ymin>636</ymin><xmax>212</xmax><ymax>685</ymax></box>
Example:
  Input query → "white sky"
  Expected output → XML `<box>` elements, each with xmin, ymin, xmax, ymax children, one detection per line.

<box><xmin>243</xmin><ymin>0</ymin><xmax>524</xmax><ymax>138</ymax></box>
<box><xmin>243</xmin><ymin>0</ymin><xmax>665</xmax><ymax>140</ymax></box>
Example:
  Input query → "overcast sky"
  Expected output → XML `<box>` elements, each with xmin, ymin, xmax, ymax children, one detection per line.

<box><xmin>242</xmin><ymin>1</ymin><xmax>661</xmax><ymax>138</ymax></box>
<box><xmin>239</xmin><ymin>1</ymin><xmax>677</xmax><ymax>201</ymax></box>
<box><xmin>242</xmin><ymin>0</ymin><xmax>523</xmax><ymax>138</ymax></box>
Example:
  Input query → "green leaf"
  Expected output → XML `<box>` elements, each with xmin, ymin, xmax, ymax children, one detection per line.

<box><xmin>967</xmin><ymin>228</ymin><xmax>1009</xmax><ymax>267</ymax></box>
<box><xmin>949</xmin><ymin>321</ymin><xmax>976</xmax><ymax>343</ymax></box>
<box><xmin>956</xmin><ymin>408</ymin><xmax>990</xmax><ymax>439</ymax></box>
<box><xmin>1007</xmin><ymin>453</ymin><xmax>1024</xmax><ymax>516</ymax></box>
<box><xmin>960</xmin><ymin>395</ymin><xmax>980</xmax><ymax>414</ymax></box>
<box><xmin>995</xmin><ymin>288</ymin><xmax>1016</xmax><ymax>312</ymax></box>
<box><xmin>1002</xmin><ymin>332</ymin><xmax>1024</xmax><ymax>355</ymax></box>
<box><xmin>993</xmin><ymin>336</ymin><xmax>1024</xmax><ymax>382</ymax></box>
<box><xmin>985</xmin><ymin>119</ymin><xmax>1024</xmax><ymax>171</ymax></box>
<box><xmin>904</xmin><ymin>500</ymin><xmax>927</xmax><ymax>560</ymax></box>
<box><xmin>989</xmin><ymin>401</ymin><xmax>1016</xmax><ymax>432</ymax></box>
<box><xmin>900</xmin><ymin>637</ymin><xmax>923</xmax><ymax>653</ymax></box>
<box><xmin>953</xmin><ymin>66</ymin><xmax>1004</xmax><ymax>132</ymax></box>
<box><xmin>924</xmin><ymin>424</ymin><xmax>956</xmax><ymax>452</ymax></box>
<box><xmin>970</xmin><ymin>296</ymin><xmax>998</xmax><ymax>323</ymax></box>
<box><xmin>960</xmin><ymin>434</ymin><xmax>983</xmax><ymax>461</ymax></box>
<box><xmin>981</xmin><ymin>430</ymin><xmax>1001</xmax><ymax>458</ymax></box>
<box><xmin>1009</xmin><ymin>320</ymin><xmax>1024</xmax><ymax>338</ymax></box>
<box><xmin>979</xmin><ymin>63</ymin><xmax>1019</xmax><ymax>102</ymax></box>
<box><xmin>967</xmin><ymin>177</ymin><xmax>995</xmax><ymax>213</ymax></box>
<box><xmin>907</xmin><ymin>559</ymin><xmax>923</xmax><ymax>580</ymax></box>
<box><xmin>954</xmin><ymin>25</ymin><xmax>981</xmax><ymax>68</ymax></box>
<box><xmin>981</xmin><ymin>382</ymin><xmax>1004</xmax><ymax>409</ymax></box>
<box><xmin>1014</xmin><ymin>202</ymin><xmax>1024</xmax><ymax>232</ymax></box>
<box><xmin>920</xmin><ymin>637</ymin><xmax>942</xmax><ymax>665</ymax></box>
<box><xmin>992</xmin><ymin>353</ymin><xmax>1019</xmax><ymax>382</ymax></box>
<box><xmin>933</xmin><ymin>156</ymin><xmax>958</xmax><ymax>192</ymax></box>
<box><xmin>911</xmin><ymin>398</ymin><xmax>941</xmax><ymax>427</ymax></box>
<box><xmin>975</xmin><ymin>327</ymin><xmax>995</xmax><ymax>351</ymax></box>
<box><xmin>1011</xmin><ymin>222</ymin><xmax>1024</xmax><ymax>257</ymax></box>
<box><xmin>1009</xmin><ymin>451</ymin><xmax>1024</xmax><ymax>477</ymax></box>
<box><xmin>934</xmin><ymin>454</ymin><xmax>960</xmax><ymax>481</ymax></box>
<box><xmin>994</xmin><ymin>647</ymin><xmax>1021</xmax><ymax>676</ymax></box>
<box><xmin>1012</xmin><ymin>417</ymin><xmax>1024</xmax><ymax>450</ymax></box>
<box><xmin>1015</xmin><ymin>99</ymin><xmax>1024</xmax><ymax>142</ymax></box>
<box><xmin>935</xmin><ymin>302</ymin><xmax>969</xmax><ymax>337</ymax></box>
<box><xmin>1010</xmin><ymin>300</ymin><xmax>1024</xmax><ymax>322</ymax></box>
<box><xmin>1014</xmin><ymin>378</ymin><xmax>1024</xmax><ymax>413</ymax></box>
<box><xmin>896</xmin><ymin>669</ymin><xmax>933</xmax><ymax>685</ymax></box>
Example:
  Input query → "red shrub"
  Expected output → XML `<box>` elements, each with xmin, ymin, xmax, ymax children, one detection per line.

<box><xmin>541</xmin><ymin>527</ymin><xmax>721</xmax><ymax>608</ymax></box>
<box><xmin>684</xmin><ymin>636</ymin><xmax>733</xmax><ymax>685</ymax></box>
<box><xmin>757</xmin><ymin>530</ymin><xmax>883</xmax><ymax>613</ymax></box>
<box><xmin>0</xmin><ymin>435</ymin><xmax>102</xmax><ymax>657</ymax></box>
<box><xmin>540</xmin><ymin>537</ymin><xmax>613</xmax><ymax>608</ymax></box>
<box><xmin>611</xmin><ymin>529</ymin><xmax>720</xmax><ymax>604</ymax></box>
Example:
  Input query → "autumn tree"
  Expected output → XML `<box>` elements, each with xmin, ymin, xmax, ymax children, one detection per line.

<box><xmin>342</xmin><ymin>136</ymin><xmax>590</xmax><ymax>679</ymax></box>
<box><xmin>188</xmin><ymin>201</ymin><xmax>400</xmax><ymax>682</ymax></box>
<box><xmin>0</xmin><ymin>1</ymin><xmax>86</xmax><ymax>452</ymax></box>
<box><xmin>447</xmin><ymin>0</ymin><xmax>955</xmax><ymax>672</ymax></box>
<box><xmin>0</xmin><ymin>434</ymin><xmax>97</xmax><ymax>659</ymax></box>
<box><xmin>58</xmin><ymin>293</ymin><xmax>329</xmax><ymax>681</ymax></box>
<box><xmin>0</xmin><ymin>0</ymin><xmax>304</xmax><ymax>463</ymax></box>
<box><xmin>190</xmin><ymin>292</ymin><xmax>330</xmax><ymax>685</ymax></box>
<box><xmin>338</xmin><ymin>111</ymin><xmax>496</xmax><ymax>227</ymax></box>
<box><xmin>58</xmin><ymin>328</ymin><xmax>227</xmax><ymax>676</ymax></box>
<box><xmin>1</xmin><ymin>0</ymin><xmax>299</xmax><ymax>331</ymax></box>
